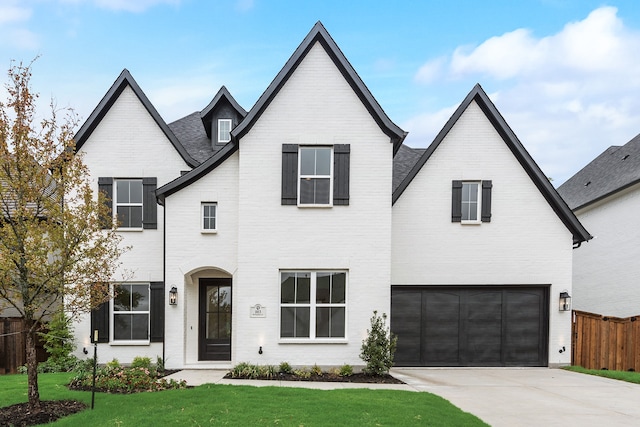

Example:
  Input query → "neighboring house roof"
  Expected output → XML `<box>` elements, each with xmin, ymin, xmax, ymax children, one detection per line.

<box><xmin>74</xmin><ymin>69</ymin><xmax>199</xmax><ymax>168</ymax></box>
<box><xmin>393</xmin><ymin>84</ymin><xmax>591</xmax><ymax>245</ymax></box>
<box><xmin>557</xmin><ymin>133</ymin><xmax>640</xmax><ymax>211</ymax></box>
<box><xmin>231</xmin><ymin>21</ymin><xmax>407</xmax><ymax>153</ymax></box>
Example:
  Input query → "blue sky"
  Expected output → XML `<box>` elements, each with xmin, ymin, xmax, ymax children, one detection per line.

<box><xmin>2</xmin><ymin>0</ymin><xmax>640</xmax><ymax>184</ymax></box>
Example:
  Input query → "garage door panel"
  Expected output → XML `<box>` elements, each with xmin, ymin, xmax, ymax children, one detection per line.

<box><xmin>391</xmin><ymin>286</ymin><xmax>549</xmax><ymax>367</ymax></box>
<box><xmin>424</xmin><ymin>291</ymin><xmax>460</xmax><ymax>364</ymax></box>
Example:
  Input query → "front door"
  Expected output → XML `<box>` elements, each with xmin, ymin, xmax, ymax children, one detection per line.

<box><xmin>199</xmin><ymin>278</ymin><xmax>232</xmax><ymax>360</ymax></box>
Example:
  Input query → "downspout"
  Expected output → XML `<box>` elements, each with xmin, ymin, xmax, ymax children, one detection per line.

<box><xmin>162</xmin><ymin>200</ymin><xmax>166</xmax><ymax>365</ymax></box>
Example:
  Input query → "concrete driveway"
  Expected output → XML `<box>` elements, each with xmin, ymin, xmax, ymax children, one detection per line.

<box><xmin>391</xmin><ymin>368</ymin><xmax>640</xmax><ymax>427</ymax></box>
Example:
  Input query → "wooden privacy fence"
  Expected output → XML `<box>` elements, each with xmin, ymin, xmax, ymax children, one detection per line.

<box><xmin>572</xmin><ymin>310</ymin><xmax>640</xmax><ymax>371</ymax></box>
<box><xmin>0</xmin><ymin>318</ymin><xmax>48</xmax><ymax>374</ymax></box>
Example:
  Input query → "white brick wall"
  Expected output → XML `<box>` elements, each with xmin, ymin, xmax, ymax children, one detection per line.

<box><xmin>572</xmin><ymin>183</ymin><xmax>640</xmax><ymax>317</ymax></box>
<box><xmin>72</xmin><ymin>86</ymin><xmax>190</xmax><ymax>362</ymax></box>
<box><xmin>392</xmin><ymin>101</ymin><xmax>575</xmax><ymax>365</ymax></box>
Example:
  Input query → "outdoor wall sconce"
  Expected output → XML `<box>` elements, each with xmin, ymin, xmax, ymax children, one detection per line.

<box><xmin>169</xmin><ymin>286</ymin><xmax>178</xmax><ymax>306</ymax></box>
<box><xmin>258</xmin><ymin>346</ymin><xmax>263</xmax><ymax>355</ymax></box>
<box><xmin>559</xmin><ymin>291</ymin><xmax>571</xmax><ymax>312</ymax></box>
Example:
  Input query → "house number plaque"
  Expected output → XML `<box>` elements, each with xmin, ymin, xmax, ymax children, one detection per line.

<box><xmin>250</xmin><ymin>304</ymin><xmax>266</xmax><ymax>318</ymax></box>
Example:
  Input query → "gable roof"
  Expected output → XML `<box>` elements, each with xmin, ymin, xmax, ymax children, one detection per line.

<box><xmin>393</xmin><ymin>84</ymin><xmax>591</xmax><ymax>245</ymax></box>
<box><xmin>200</xmin><ymin>86</ymin><xmax>247</xmax><ymax>138</ymax></box>
<box><xmin>557</xmin><ymin>133</ymin><xmax>640</xmax><ymax>211</ymax></box>
<box><xmin>231</xmin><ymin>21</ymin><xmax>407</xmax><ymax>153</ymax></box>
<box><xmin>74</xmin><ymin>69</ymin><xmax>199</xmax><ymax>168</ymax></box>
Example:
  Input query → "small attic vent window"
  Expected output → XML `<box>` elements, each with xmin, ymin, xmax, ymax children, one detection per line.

<box><xmin>584</xmin><ymin>181</ymin><xmax>591</xmax><ymax>187</ymax></box>
<box><xmin>217</xmin><ymin>119</ymin><xmax>232</xmax><ymax>143</ymax></box>
<box><xmin>622</xmin><ymin>154</ymin><xmax>630</xmax><ymax>160</ymax></box>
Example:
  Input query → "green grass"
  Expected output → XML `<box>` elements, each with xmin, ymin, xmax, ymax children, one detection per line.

<box><xmin>0</xmin><ymin>373</ymin><xmax>488</xmax><ymax>426</ymax></box>
<box><xmin>563</xmin><ymin>366</ymin><xmax>640</xmax><ymax>384</ymax></box>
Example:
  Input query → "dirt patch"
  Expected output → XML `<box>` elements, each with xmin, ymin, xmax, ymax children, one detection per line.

<box><xmin>0</xmin><ymin>400</ymin><xmax>87</xmax><ymax>426</ymax></box>
<box><xmin>223</xmin><ymin>372</ymin><xmax>404</xmax><ymax>384</ymax></box>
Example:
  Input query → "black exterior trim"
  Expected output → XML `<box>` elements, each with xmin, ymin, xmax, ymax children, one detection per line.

<box><xmin>481</xmin><ymin>180</ymin><xmax>492</xmax><ymax>222</ymax></box>
<box><xmin>74</xmin><ymin>69</ymin><xmax>198</xmax><ymax>168</ymax></box>
<box><xmin>333</xmin><ymin>144</ymin><xmax>350</xmax><ymax>205</ymax></box>
<box><xmin>98</xmin><ymin>177</ymin><xmax>113</xmax><ymax>229</ymax></box>
<box><xmin>142</xmin><ymin>178</ymin><xmax>157</xmax><ymax>229</ymax></box>
<box><xmin>451</xmin><ymin>181</ymin><xmax>462</xmax><ymax>222</ymax></box>
<box><xmin>200</xmin><ymin>86</ymin><xmax>247</xmax><ymax>139</ymax></box>
<box><xmin>149</xmin><ymin>282</ymin><xmax>164</xmax><ymax>342</ymax></box>
<box><xmin>90</xmin><ymin>302</ymin><xmax>109</xmax><ymax>343</ymax></box>
<box><xmin>281</xmin><ymin>144</ymin><xmax>299</xmax><ymax>205</ymax></box>
<box><xmin>230</xmin><ymin>22</ymin><xmax>406</xmax><ymax>153</ymax></box>
<box><xmin>393</xmin><ymin>84</ymin><xmax>591</xmax><ymax>244</ymax></box>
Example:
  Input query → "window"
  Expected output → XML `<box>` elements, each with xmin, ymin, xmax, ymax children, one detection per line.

<box><xmin>281</xmin><ymin>144</ymin><xmax>349</xmax><ymax>206</ymax></box>
<box><xmin>280</xmin><ymin>271</ymin><xmax>346</xmax><ymax>339</ymax></box>
<box><xmin>202</xmin><ymin>202</ymin><xmax>217</xmax><ymax>232</ymax></box>
<box><xmin>452</xmin><ymin>180</ymin><xmax>492</xmax><ymax>223</ymax></box>
<box><xmin>299</xmin><ymin>147</ymin><xmax>332</xmax><ymax>205</ymax></box>
<box><xmin>98</xmin><ymin>177</ymin><xmax>157</xmax><ymax>230</ymax></box>
<box><xmin>116</xmin><ymin>179</ymin><xmax>143</xmax><ymax>228</ymax></box>
<box><xmin>218</xmin><ymin>119</ymin><xmax>232</xmax><ymax>143</ymax></box>
<box><xmin>113</xmin><ymin>283</ymin><xmax>149</xmax><ymax>341</ymax></box>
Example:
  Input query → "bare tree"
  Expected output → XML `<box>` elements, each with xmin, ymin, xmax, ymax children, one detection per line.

<box><xmin>0</xmin><ymin>60</ymin><xmax>126</xmax><ymax>410</ymax></box>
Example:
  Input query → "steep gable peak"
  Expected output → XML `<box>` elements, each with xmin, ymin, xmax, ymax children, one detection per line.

<box><xmin>199</xmin><ymin>86</ymin><xmax>247</xmax><ymax>139</ymax></box>
<box><xmin>393</xmin><ymin>83</ymin><xmax>590</xmax><ymax>245</ymax></box>
<box><xmin>74</xmin><ymin>69</ymin><xmax>198</xmax><ymax>168</ymax></box>
<box><xmin>232</xmin><ymin>21</ymin><xmax>406</xmax><ymax>152</ymax></box>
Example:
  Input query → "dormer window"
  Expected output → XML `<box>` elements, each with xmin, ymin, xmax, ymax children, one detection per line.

<box><xmin>218</xmin><ymin>119</ymin><xmax>232</xmax><ymax>143</ymax></box>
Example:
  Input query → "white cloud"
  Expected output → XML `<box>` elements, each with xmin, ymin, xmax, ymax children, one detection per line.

<box><xmin>92</xmin><ymin>0</ymin><xmax>181</xmax><ymax>13</ymax></box>
<box><xmin>408</xmin><ymin>6</ymin><xmax>640</xmax><ymax>184</ymax></box>
<box><xmin>235</xmin><ymin>0</ymin><xmax>254</xmax><ymax>12</ymax></box>
<box><xmin>0</xmin><ymin>5</ymin><xmax>31</xmax><ymax>24</ymax></box>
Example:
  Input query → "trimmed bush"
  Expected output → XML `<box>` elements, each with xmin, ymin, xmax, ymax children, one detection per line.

<box><xmin>360</xmin><ymin>311</ymin><xmax>397</xmax><ymax>376</ymax></box>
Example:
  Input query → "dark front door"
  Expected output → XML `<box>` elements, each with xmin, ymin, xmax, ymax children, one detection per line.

<box><xmin>199</xmin><ymin>278</ymin><xmax>232</xmax><ymax>361</ymax></box>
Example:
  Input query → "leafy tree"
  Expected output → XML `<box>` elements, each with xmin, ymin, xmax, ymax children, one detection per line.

<box><xmin>360</xmin><ymin>311</ymin><xmax>397</xmax><ymax>376</ymax></box>
<box><xmin>0</xmin><ymin>60</ymin><xmax>126</xmax><ymax>410</ymax></box>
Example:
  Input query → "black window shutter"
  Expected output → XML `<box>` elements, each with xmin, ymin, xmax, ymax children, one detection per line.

<box><xmin>333</xmin><ymin>144</ymin><xmax>350</xmax><ymax>205</ymax></box>
<box><xmin>451</xmin><ymin>180</ymin><xmax>462</xmax><ymax>222</ymax></box>
<box><xmin>282</xmin><ymin>144</ymin><xmax>298</xmax><ymax>205</ymax></box>
<box><xmin>143</xmin><ymin>177</ymin><xmax>157</xmax><ymax>229</ymax></box>
<box><xmin>98</xmin><ymin>177</ymin><xmax>113</xmax><ymax>229</ymax></box>
<box><xmin>90</xmin><ymin>302</ymin><xmax>109</xmax><ymax>343</ymax></box>
<box><xmin>481</xmin><ymin>180</ymin><xmax>492</xmax><ymax>222</ymax></box>
<box><xmin>149</xmin><ymin>282</ymin><xmax>164</xmax><ymax>342</ymax></box>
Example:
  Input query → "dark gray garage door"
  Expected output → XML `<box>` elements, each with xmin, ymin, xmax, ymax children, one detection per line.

<box><xmin>391</xmin><ymin>286</ymin><xmax>549</xmax><ymax>367</ymax></box>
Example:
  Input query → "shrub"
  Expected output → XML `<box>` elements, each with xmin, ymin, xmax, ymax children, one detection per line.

<box><xmin>360</xmin><ymin>311</ymin><xmax>397</xmax><ymax>376</ymax></box>
<box><xmin>106</xmin><ymin>358</ymin><xmax>121</xmax><ymax>369</ymax></box>
<box><xmin>339</xmin><ymin>364</ymin><xmax>354</xmax><ymax>377</ymax></box>
<box><xmin>36</xmin><ymin>310</ymin><xmax>79</xmax><ymax>372</ymax></box>
<box><xmin>131</xmin><ymin>356</ymin><xmax>152</xmax><ymax>369</ymax></box>
<box><xmin>279</xmin><ymin>361</ymin><xmax>293</xmax><ymax>374</ymax></box>
<box><xmin>311</xmin><ymin>364</ymin><xmax>323</xmax><ymax>376</ymax></box>
<box><xmin>293</xmin><ymin>368</ymin><xmax>311</xmax><ymax>379</ymax></box>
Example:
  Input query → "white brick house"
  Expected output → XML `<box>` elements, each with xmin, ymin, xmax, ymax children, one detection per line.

<box><xmin>71</xmin><ymin>22</ymin><xmax>590</xmax><ymax>369</ymax></box>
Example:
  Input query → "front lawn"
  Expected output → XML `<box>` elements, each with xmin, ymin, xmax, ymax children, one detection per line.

<box><xmin>563</xmin><ymin>366</ymin><xmax>640</xmax><ymax>384</ymax></box>
<box><xmin>0</xmin><ymin>373</ymin><xmax>488</xmax><ymax>426</ymax></box>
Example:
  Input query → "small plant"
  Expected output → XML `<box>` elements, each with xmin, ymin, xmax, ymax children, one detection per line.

<box><xmin>293</xmin><ymin>368</ymin><xmax>311</xmax><ymax>379</ymax></box>
<box><xmin>131</xmin><ymin>356</ymin><xmax>152</xmax><ymax>369</ymax></box>
<box><xmin>360</xmin><ymin>311</ymin><xmax>397</xmax><ymax>376</ymax></box>
<box><xmin>279</xmin><ymin>361</ymin><xmax>293</xmax><ymax>374</ymax></box>
<box><xmin>311</xmin><ymin>364</ymin><xmax>323</xmax><ymax>376</ymax></box>
<box><xmin>156</xmin><ymin>356</ymin><xmax>165</xmax><ymax>375</ymax></box>
<box><xmin>37</xmin><ymin>310</ymin><xmax>79</xmax><ymax>372</ymax></box>
<box><xmin>106</xmin><ymin>358</ymin><xmax>121</xmax><ymax>369</ymax></box>
<box><xmin>339</xmin><ymin>364</ymin><xmax>354</xmax><ymax>377</ymax></box>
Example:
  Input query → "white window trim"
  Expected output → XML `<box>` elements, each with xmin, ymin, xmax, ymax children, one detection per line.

<box><xmin>110</xmin><ymin>283</ymin><xmax>150</xmax><ymax>345</ymax></box>
<box><xmin>114</xmin><ymin>179</ymin><xmax>143</xmax><ymax>231</ymax></box>
<box><xmin>279</xmin><ymin>270</ymin><xmax>347</xmax><ymax>342</ymax></box>
<box><xmin>201</xmin><ymin>202</ymin><xmax>218</xmax><ymax>233</ymax></box>
<box><xmin>461</xmin><ymin>181</ymin><xmax>482</xmax><ymax>224</ymax></box>
<box><xmin>217</xmin><ymin>119</ymin><xmax>232</xmax><ymax>143</ymax></box>
<box><xmin>297</xmin><ymin>146</ymin><xmax>333</xmax><ymax>207</ymax></box>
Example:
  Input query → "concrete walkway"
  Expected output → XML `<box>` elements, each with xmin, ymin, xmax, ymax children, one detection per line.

<box><xmin>166</xmin><ymin>368</ymin><xmax>640</xmax><ymax>426</ymax></box>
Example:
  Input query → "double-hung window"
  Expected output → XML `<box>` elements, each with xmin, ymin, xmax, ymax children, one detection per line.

<box><xmin>299</xmin><ymin>147</ymin><xmax>333</xmax><ymax>206</ymax></box>
<box><xmin>452</xmin><ymin>180</ymin><xmax>492</xmax><ymax>223</ymax></box>
<box><xmin>280</xmin><ymin>271</ymin><xmax>346</xmax><ymax>339</ymax></box>
<box><xmin>116</xmin><ymin>179</ymin><xmax>143</xmax><ymax>229</ymax></box>
<box><xmin>202</xmin><ymin>202</ymin><xmax>217</xmax><ymax>232</ymax></box>
<box><xmin>113</xmin><ymin>283</ymin><xmax>149</xmax><ymax>341</ymax></box>
<box><xmin>218</xmin><ymin>119</ymin><xmax>232</xmax><ymax>143</ymax></box>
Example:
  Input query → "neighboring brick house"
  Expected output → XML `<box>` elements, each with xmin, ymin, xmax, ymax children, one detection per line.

<box><xmin>70</xmin><ymin>22</ymin><xmax>589</xmax><ymax>369</ymax></box>
<box><xmin>557</xmin><ymin>134</ymin><xmax>640</xmax><ymax>318</ymax></box>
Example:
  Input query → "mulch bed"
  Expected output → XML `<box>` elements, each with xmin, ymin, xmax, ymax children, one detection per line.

<box><xmin>223</xmin><ymin>371</ymin><xmax>404</xmax><ymax>384</ymax></box>
<box><xmin>0</xmin><ymin>400</ymin><xmax>87</xmax><ymax>427</ymax></box>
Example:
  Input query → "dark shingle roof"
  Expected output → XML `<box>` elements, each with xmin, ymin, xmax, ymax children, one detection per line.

<box><xmin>392</xmin><ymin>144</ymin><xmax>422</xmax><ymax>193</ymax></box>
<box><xmin>168</xmin><ymin>112</ymin><xmax>215</xmax><ymax>164</ymax></box>
<box><xmin>557</xmin><ymin>134</ymin><xmax>640</xmax><ymax>210</ymax></box>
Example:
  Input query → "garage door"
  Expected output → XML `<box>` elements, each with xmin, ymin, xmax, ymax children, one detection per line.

<box><xmin>391</xmin><ymin>286</ymin><xmax>549</xmax><ymax>367</ymax></box>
